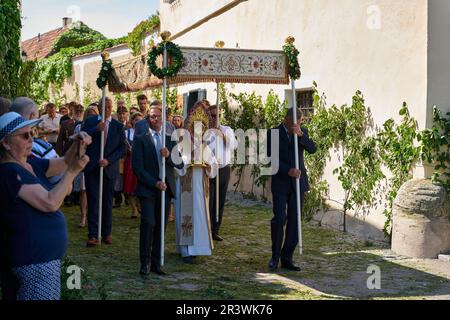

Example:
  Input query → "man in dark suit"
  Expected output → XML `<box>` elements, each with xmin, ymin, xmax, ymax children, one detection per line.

<box><xmin>82</xmin><ymin>97</ymin><xmax>126</xmax><ymax>247</ymax></box>
<box><xmin>267</xmin><ymin>108</ymin><xmax>316</xmax><ymax>272</ymax></box>
<box><xmin>132</xmin><ymin>106</ymin><xmax>182</xmax><ymax>276</ymax></box>
<box><xmin>134</xmin><ymin>100</ymin><xmax>177</xmax><ymax>212</ymax></box>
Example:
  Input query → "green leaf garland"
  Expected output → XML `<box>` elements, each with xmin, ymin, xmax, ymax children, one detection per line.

<box><xmin>96</xmin><ymin>58</ymin><xmax>113</xmax><ymax>89</ymax></box>
<box><xmin>147</xmin><ymin>41</ymin><xmax>183</xmax><ymax>79</ymax></box>
<box><xmin>283</xmin><ymin>38</ymin><xmax>301</xmax><ymax>80</ymax></box>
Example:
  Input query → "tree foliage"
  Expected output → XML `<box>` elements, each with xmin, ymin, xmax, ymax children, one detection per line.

<box><xmin>19</xmin><ymin>37</ymin><xmax>127</xmax><ymax>104</ymax></box>
<box><xmin>127</xmin><ymin>14</ymin><xmax>160</xmax><ymax>56</ymax></box>
<box><xmin>376</xmin><ymin>103</ymin><xmax>421</xmax><ymax>237</ymax></box>
<box><xmin>0</xmin><ymin>0</ymin><xmax>22</xmax><ymax>98</ymax></box>
<box><xmin>52</xmin><ymin>22</ymin><xmax>106</xmax><ymax>54</ymax></box>
<box><xmin>418</xmin><ymin>107</ymin><xmax>450</xmax><ymax>194</ymax></box>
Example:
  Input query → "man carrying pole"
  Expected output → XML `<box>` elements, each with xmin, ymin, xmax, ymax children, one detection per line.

<box><xmin>208</xmin><ymin>102</ymin><xmax>237</xmax><ymax>242</ymax></box>
<box><xmin>267</xmin><ymin>103</ymin><xmax>316</xmax><ymax>271</ymax></box>
<box><xmin>83</xmin><ymin>96</ymin><xmax>126</xmax><ymax>247</ymax></box>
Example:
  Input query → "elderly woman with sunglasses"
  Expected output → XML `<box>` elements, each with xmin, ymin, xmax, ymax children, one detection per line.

<box><xmin>0</xmin><ymin>112</ymin><xmax>91</xmax><ymax>300</ymax></box>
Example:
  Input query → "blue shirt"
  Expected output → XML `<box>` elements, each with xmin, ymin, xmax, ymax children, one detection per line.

<box><xmin>0</xmin><ymin>158</ymin><xmax>68</xmax><ymax>268</ymax></box>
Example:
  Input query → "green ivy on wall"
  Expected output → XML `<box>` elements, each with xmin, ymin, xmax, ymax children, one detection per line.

<box><xmin>128</xmin><ymin>14</ymin><xmax>160</xmax><ymax>56</ymax></box>
<box><xmin>0</xmin><ymin>0</ymin><xmax>22</xmax><ymax>98</ymax></box>
<box><xmin>17</xmin><ymin>12</ymin><xmax>160</xmax><ymax>104</ymax></box>
<box><xmin>52</xmin><ymin>22</ymin><xmax>106</xmax><ymax>54</ymax></box>
<box><xmin>20</xmin><ymin>37</ymin><xmax>127</xmax><ymax>104</ymax></box>
<box><xmin>418</xmin><ymin>107</ymin><xmax>450</xmax><ymax>194</ymax></box>
<box><xmin>377</xmin><ymin>103</ymin><xmax>421</xmax><ymax>237</ymax></box>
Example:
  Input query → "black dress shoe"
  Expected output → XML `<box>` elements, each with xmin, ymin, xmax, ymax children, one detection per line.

<box><xmin>268</xmin><ymin>258</ymin><xmax>279</xmax><ymax>271</ymax></box>
<box><xmin>139</xmin><ymin>265</ymin><xmax>150</xmax><ymax>276</ymax></box>
<box><xmin>182</xmin><ymin>256</ymin><xmax>195</xmax><ymax>264</ymax></box>
<box><xmin>150</xmin><ymin>265</ymin><xmax>167</xmax><ymax>276</ymax></box>
<box><xmin>281</xmin><ymin>262</ymin><xmax>301</xmax><ymax>272</ymax></box>
<box><xmin>212</xmin><ymin>233</ymin><xmax>223</xmax><ymax>241</ymax></box>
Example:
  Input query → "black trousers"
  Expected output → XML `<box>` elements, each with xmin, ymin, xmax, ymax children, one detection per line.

<box><xmin>271</xmin><ymin>190</ymin><xmax>305</xmax><ymax>263</ymax></box>
<box><xmin>85</xmin><ymin>170</ymin><xmax>115</xmax><ymax>239</ymax></box>
<box><xmin>209</xmin><ymin>165</ymin><xmax>231</xmax><ymax>234</ymax></box>
<box><xmin>139</xmin><ymin>193</ymin><xmax>171</xmax><ymax>268</ymax></box>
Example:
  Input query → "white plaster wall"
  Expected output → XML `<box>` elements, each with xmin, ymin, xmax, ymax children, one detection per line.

<box><xmin>427</xmin><ymin>0</ymin><xmax>450</xmax><ymax>120</ymax></box>
<box><xmin>159</xmin><ymin>0</ymin><xmax>431</xmax><ymax>234</ymax></box>
<box><xmin>160</xmin><ymin>0</ymin><xmax>237</xmax><ymax>36</ymax></box>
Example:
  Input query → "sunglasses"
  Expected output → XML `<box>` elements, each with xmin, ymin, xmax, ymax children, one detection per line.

<box><xmin>12</xmin><ymin>131</ymin><xmax>33</xmax><ymax>140</ymax></box>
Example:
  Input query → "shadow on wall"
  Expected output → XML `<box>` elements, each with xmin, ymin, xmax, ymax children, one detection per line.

<box><xmin>312</xmin><ymin>209</ymin><xmax>387</xmax><ymax>243</ymax></box>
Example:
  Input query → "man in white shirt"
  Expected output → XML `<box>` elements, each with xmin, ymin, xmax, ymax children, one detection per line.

<box><xmin>206</xmin><ymin>105</ymin><xmax>238</xmax><ymax>241</ymax></box>
<box><xmin>38</xmin><ymin>103</ymin><xmax>61</xmax><ymax>147</ymax></box>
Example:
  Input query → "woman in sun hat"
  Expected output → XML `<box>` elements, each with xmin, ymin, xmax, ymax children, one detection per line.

<box><xmin>0</xmin><ymin>112</ymin><xmax>91</xmax><ymax>300</ymax></box>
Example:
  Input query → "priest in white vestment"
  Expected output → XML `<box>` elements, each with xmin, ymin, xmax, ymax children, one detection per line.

<box><xmin>174</xmin><ymin>102</ymin><xmax>218</xmax><ymax>264</ymax></box>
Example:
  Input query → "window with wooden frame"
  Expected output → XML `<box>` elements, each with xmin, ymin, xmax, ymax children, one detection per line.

<box><xmin>296</xmin><ymin>89</ymin><xmax>315</xmax><ymax>122</ymax></box>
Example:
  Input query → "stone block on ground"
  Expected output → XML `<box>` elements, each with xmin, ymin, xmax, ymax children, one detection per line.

<box><xmin>392</xmin><ymin>179</ymin><xmax>450</xmax><ymax>259</ymax></box>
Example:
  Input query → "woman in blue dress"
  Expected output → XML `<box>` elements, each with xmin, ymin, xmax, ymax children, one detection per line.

<box><xmin>0</xmin><ymin>112</ymin><xmax>91</xmax><ymax>300</ymax></box>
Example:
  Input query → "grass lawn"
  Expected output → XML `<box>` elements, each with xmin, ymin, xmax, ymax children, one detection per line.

<box><xmin>62</xmin><ymin>202</ymin><xmax>450</xmax><ymax>300</ymax></box>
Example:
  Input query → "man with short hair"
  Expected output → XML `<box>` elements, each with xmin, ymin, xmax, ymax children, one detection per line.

<box><xmin>10</xmin><ymin>97</ymin><xmax>38</xmax><ymax>120</ymax></box>
<box><xmin>132</xmin><ymin>106</ymin><xmax>182</xmax><ymax>276</ymax></box>
<box><xmin>267</xmin><ymin>108</ymin><xmax>316</xmax><ymax>272</ymax></box>
<box><xmin>137</xmin><ymin>95</ymin><xmax>149</xmax><ymax>116</ymax></box>
<box><xmin>134</xmin><ymin>100</ymin><xmax>175</xmax><ymax>137</ymax></box>
<box><xmin>206</xmin><ymin>105</ymin><xmax>238</xmax><ymax>242</ymax></box>
<box><xmin>114</xmin><ymin>105</ymin><xmax>130</xmax><ymax>208</ymax></box>
<box><xmin>38</xmin><ymin>103</ymin><xmax>61</xmax><ymax>147</ymax></box>
<box><xmin>59</xmin><ymin>104</ymin><xmax>70</xmax><ymax>124</ymax></box>
<box><xmin>82</xmin><ymin>97</ymin><xmax>127</xmax><ymax>247</ymax></box>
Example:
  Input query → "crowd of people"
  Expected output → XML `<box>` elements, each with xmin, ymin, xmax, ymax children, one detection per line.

<box><xmin>0</xmin><ymin>93</ymin><xmax>316</xmax><ymax>300</ymax></box>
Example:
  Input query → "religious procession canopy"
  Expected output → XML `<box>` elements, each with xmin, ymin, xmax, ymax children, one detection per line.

<box><xmin>103</xmin><ymin>38</ymin><xmax>299</xmax><ymax>92</ymax></box>
<box><xmin>95</xmin><ymin>35</ymin><xmax>303</xmax><ymax>265</ymax></box>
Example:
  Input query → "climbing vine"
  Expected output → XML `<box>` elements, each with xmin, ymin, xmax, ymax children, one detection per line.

<box><xmin>128</xmin><ymin>14</ymin><xmax>160</xmax><ymax>56</ymax></box>
<box><xmin>52</xmin><ymin>22</ymin><xmax>106</xmax><ymax>54</ymax></box>
<box><xmin>19</xmin><ymin>37</ymin><xmax>127</xmax><ymax>104</ymax></box>
<box><xmin>330</xmin><ymin>92</ymin><xmax>385</xmax><ymax>232</ymax></box>
<box><xmin>0</xmin><ymin>0</ymin><xmax>22</xmax><ymax>98</ymax></box>
<box><xmin>304</xmin><ymin>84</ymin><xmax>334</xmax><ymax>221</ymax></box>
<box><xmin>304</xmin><ymin>88</ymin><xmax>385</xmax><ymax>231</ymax></box>
<box><xmin>17</xmin><ymin>13</ymin><xmax>160</xmax><ymax>103</ymax></box>
<box><xmin>221</xmin><ymin>86</ymin><xmax>287</xmax><ymax>199</ymax></box>
<box><xmin>418</xmin><ymin>107</ymin><xmax>450</xmax><ymax>194</ymax></box>
<box><xmin>377</xmin><ymin>103</ymin><xmax>421</xmax><ymax>237</ymax></box>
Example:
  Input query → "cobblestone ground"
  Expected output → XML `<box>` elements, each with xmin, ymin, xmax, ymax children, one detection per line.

<box><xmin>60</xmin><ymin>195</ymin><xmax>449</xmax><ymax>300</ymax></box>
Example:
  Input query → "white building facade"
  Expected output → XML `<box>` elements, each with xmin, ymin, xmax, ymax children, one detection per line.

<box><xmin>159</xmin><ymin>0</ymin><xmax>450</xmax><ymax>240</ymax></box>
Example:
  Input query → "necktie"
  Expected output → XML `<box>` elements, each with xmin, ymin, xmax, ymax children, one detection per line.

<box><xmin>155</xmin><ymin>132</ymin><xmax>163</xmax><ymax>179</ymax></box>
<box><xmin>104</xmin><ymin>120</ymin><xmax>109</xmax><ymax>146</ymax></box>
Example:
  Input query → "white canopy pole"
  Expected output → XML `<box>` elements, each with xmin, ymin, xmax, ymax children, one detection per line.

<box><xmin>98</xmin><ymin>88</ymin><xmax>106</xmax><ymax>244</ymax></box>
<box><xmin>214</xmin><ymin>41</ymin><xmax>225</xmax><ymax>226</ymax></box>
<box><xmin>216</xmin><ymin>81</ymin><xmax>220</xmax><ymax>224</ymax></box>
<box><xmin>160</xmin><ymin>43</ymin><xmax>168</xmax><ymax>267</ymax></box>
<box><xmin>291</xmin><ymin>79</ymin><xmax>303</xmax><ymax>256</ymax></box>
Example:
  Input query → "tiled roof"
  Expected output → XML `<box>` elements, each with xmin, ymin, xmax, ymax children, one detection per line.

<box><xmin>21</xmin><ymin>26</ymin><xmax>68</xmax><ymax>60</ymax></box>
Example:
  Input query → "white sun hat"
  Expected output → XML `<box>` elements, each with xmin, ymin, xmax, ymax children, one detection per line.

<box><xmin>0</xmin><ymin>112</ymin><xmax>42</xmax><ymax>142</ymax></box>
